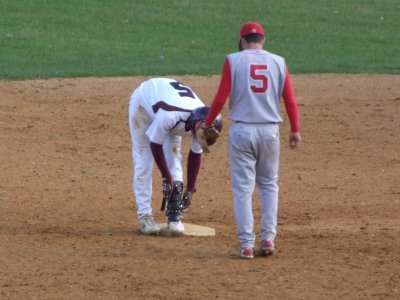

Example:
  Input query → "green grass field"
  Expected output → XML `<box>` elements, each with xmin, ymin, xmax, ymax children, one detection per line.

<box><xmin>1</xmin><ymin>0</ymin><xmax>399</xmax><ymax>79</ymax></box>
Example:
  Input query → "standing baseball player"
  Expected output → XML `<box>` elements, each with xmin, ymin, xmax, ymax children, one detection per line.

<box><xmin>129</xmin><ymin>78</ymin><xmax>222</xmax><ymax>235</ymax></box>
<box><xmin>204</xmin><ymin>22</ymin><xmax>301</xmax><ymax>258</ymax></box>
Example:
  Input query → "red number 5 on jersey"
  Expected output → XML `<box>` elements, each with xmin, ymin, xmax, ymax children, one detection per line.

<box><xmin>250</xmin><ymin>64</ymin><xmax>268</xmax><ymax>93</ymax></box>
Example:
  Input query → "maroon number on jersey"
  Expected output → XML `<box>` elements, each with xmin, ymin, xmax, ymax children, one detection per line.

<box><xmin>170</xmin><ymin>81</ymin><xmax>195</xmax><ymax>99</ymax></box>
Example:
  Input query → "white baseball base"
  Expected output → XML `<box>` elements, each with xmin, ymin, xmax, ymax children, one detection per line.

<box><xmin>159</xmin><ymin>223</ymin><xmax>216</xmax><ymax>237</ymax></box>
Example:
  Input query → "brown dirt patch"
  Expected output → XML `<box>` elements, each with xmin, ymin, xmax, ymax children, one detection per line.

<box><xmin>1</xmin><ymin>74</ymin><xmax>399</xmax><ymax>299</ymax></box>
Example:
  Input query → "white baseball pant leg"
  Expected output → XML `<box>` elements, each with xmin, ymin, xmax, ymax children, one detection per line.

<box><xmin>163</xmin><ymin>135</ymin><xmax>183</xmax><ymax>183</ymax></box>
<box><xmin>129</xmin><ymin>89</ymin><xmax>154</xmax><ymax>218</ymax></box>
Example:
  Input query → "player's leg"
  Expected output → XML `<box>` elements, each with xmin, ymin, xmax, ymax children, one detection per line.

<box><xmin>163</xmin><ymin>135</ymin><xmax>183</xmax><ymax>182</ymax></box>
<box><xmin>229</xmin><ymin>122</ymin><xmax>257</xmax><ymax>253</ymax></box>
<box><xmin>255</xmin><ymin>123</ymin><xmax>280</xmax><ymax>247</ymax></box>
<box><xmin>128</xmin><ymin>91</ymin><xmax>159</xmax><ymax>234</ymax></box>
<box><xmin>164</xmin><ymin>135</ymin><xmax>184</xmax><ymax>233</ymax></box>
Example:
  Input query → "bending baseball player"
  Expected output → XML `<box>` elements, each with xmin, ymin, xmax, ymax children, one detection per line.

<box><xmin>128</xmin><ymin>78</ymin><xmax>222</xmax><ymax>235</ymax></box>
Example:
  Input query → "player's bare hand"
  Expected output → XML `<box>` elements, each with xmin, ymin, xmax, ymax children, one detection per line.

<box><xmin>289</xmin><ymin>132</ymin><xmax>301</xmax><ymax>149</ymax></box>
<box><xmin>179</xmin><ymin>189</ymin><xmax>193</xmax><ymax>211</ymax></box>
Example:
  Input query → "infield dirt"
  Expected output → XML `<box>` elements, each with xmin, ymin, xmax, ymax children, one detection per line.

<box><xmin>1</xmin><ymin>74</ymin><xmax>399</xmax><ymax>299</ymax></box>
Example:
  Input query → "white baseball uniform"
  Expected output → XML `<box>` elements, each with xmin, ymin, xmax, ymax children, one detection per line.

<box><xmin>128</xmin><ymin>78</ymin><xmax>204</xmax><ymax>218</ymax></box>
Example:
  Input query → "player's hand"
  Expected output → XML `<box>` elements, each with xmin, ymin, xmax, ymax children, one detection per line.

<box><xmin>289</xmin><ymin>132</ymin><xmax>301</xmax><ymax>149</ymax></box>
<box><xmin>161</xmin><ymin>179</ymin><xmax>175</xmax><ymax>211</ymax></box>
<box><xmin>162</xmin><ymin>178</ymin><xmax>173</xmax><ymax>194</ymax></box>
<box><xmin>179</xmin><ymin>189</ymin><xmax>194</xmax><ymax>211</ymax></box>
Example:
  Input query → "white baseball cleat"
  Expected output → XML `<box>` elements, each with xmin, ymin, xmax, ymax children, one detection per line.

<box><xmin>139</xmin><ymin>214</ymin><xmax>161</xmax><ymax>235</ymax></box>
<box><xmin>168</xmin><ymin>221</ymin><xmax>185</xmax><ymax>234</ymax></box>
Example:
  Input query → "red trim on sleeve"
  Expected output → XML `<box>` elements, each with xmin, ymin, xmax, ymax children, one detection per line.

<box><xmin>282</xmin><ymin>67</ymin><xmax>300</xmax><ymax>132</ymax></box>
<box><xmin>205</xmin><ymin>57</ymin><xmax>231</xmax><ymax>127</ymax></box>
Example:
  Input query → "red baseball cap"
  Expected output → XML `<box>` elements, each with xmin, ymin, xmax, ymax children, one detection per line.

<box><xmin>240</xmin><ymin>22</ymin><xmax>264</xmax><ymax>37</ymax></box>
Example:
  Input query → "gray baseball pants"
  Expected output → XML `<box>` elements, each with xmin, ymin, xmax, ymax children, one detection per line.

<box><xmin>229</xmin><ymin>121</ymin><xmax>280</xmax><ymax>248</ymax></box>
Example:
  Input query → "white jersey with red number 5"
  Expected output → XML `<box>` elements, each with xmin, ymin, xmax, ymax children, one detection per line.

<box><xmin>228</xmin><ymin>49</ymin><xmax>287</xmax><ymax>123</ymax></box>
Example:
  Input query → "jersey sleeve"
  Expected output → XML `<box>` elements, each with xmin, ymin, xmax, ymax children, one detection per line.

<box><xmin>282</xmin><ymin>66</ymin><xmax>300</xmax><ymax>133</ymax></box>
<box><xmin>205</xmin><ymin>57</ymin><xmax>231</xmax><ymax>127</ymax></box>
<box><xmin>190</xmin><ymin>137</ymin><xmax>203</xmax><ymax>154</ymax></box>
<box><xmin>146</xmin><ymin>110</ymin><xmax>179</xmax><ymax>144</ymax></box>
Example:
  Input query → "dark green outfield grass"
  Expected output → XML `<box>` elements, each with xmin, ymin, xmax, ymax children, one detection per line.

<box><xmin>0</xmin><ymin>0</ymin><xmax>399</xmax><ymax>79</ymax></box>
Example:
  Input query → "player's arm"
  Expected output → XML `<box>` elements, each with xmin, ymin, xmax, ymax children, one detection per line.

<box><xmin>204</xmin><ymin>57</ymin><xmax>231</xmax><ymax>127</ymax></box>
<box><xmin>150</xmin><ymin>142</ymin><xmax>172</xmax><ymax>182</ymax></box>
<box><xmin>150</xmin><ymin>142</ymin><xmax>181</xmax><ymax>211</ymax></box>
<box><xmin>179</xmin><ymin>150</ymin><xmax>201</xmax><ymax>211</ymax></box>
<box><xmin>282</xmin><ymin>65</ymin><xmax>301</xmax><ymax>149</ymax></box>
<box><xmin>151</xmin><ymin>142</ymin><xmax>202</xmax><ymax>212</ymax></box>
<box><xmin>147</xmin><ymin>113</ymin><xmax>181</xmax><ymax>210</ymax></box>
<box><xmin>147</xmin><ymin>113</ymin><xmax>174</xmax><ymax>182</ymax></box>
<box><xmin>186</xmin><ymin>150</ymin><xmax>201</xmax><ymax>193</ymax></box>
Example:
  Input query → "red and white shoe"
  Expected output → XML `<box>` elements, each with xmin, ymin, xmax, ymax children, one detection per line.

<box><xmin>260</xmin><ymin>240</ymin><xmax>275</xmax><ymax>256</ymax></box>
<box><xmin>240</xmin><ymin>247</ymin><xmax>255</xmax><ymax>259</ymax></box>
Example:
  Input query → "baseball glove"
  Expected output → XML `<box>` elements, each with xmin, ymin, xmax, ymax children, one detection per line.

<box><xmin>195</xmin><ymin>122</ymin><xmax>220</xmax><ymax>153</ymax></box>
